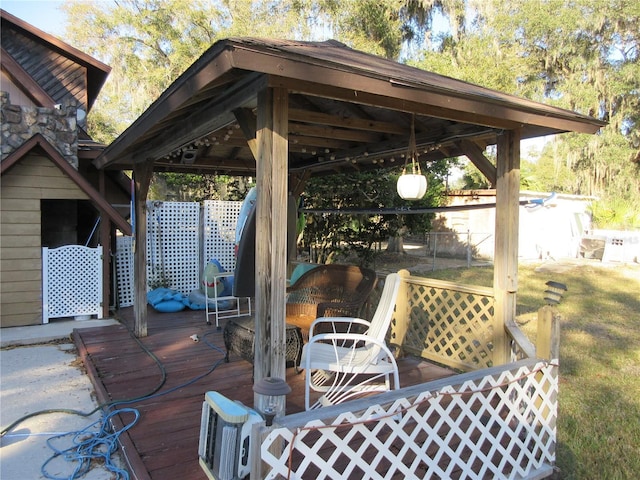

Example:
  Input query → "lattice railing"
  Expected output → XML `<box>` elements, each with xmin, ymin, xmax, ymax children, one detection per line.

<box><xmin>390</xmin><ymin>275</ymin><xmax>496</xmax><ymax>371</ymax></box>
<box><xmin>257</xmin><ymin>358</ymin><xmax>558</xmax><ymax>479</ymax></box>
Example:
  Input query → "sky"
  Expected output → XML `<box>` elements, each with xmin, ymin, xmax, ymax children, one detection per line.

<box><xmin>1</xmin><ymin>0</ymin><xmax>69</xmax><ymax>37</ymax></box>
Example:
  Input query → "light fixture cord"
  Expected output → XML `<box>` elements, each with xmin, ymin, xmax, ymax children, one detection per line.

<box><xmin>403</xmin><ymin>114</ymin><xmax>421</xmax><ymax>175</ymax></box>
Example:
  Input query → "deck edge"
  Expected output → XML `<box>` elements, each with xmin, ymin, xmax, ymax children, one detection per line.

<box><xmin>73</xmin><ymin>327</ymin><xmax>153</xmax><ymax>480</ymax></box>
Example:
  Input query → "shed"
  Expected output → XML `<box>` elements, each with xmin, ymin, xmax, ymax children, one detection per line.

<box><xmin>94</xmin><ymin>37</ymin><xmax>604</xmax><ymax>387</ymax></box>
<box><xmin>0</xmin><ymin>9</ymin><xmax>131</xmax><ymax>327</ymax></box>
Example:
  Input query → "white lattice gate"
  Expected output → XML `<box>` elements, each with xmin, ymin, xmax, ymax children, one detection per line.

<box><xmin>42</xmin><ymin>245</ymin><xmax>103</xmax><ymax>323</ymax></box>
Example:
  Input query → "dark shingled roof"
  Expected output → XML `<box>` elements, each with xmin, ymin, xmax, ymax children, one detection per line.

<box><xmin>95</xmin><ymin>37</ymin><xmax>604</xmax><ymax>177</ymax></box>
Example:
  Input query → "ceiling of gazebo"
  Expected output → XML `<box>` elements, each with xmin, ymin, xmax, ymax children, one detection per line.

<box><xmin>94</xmin><ymin>38</ymin><xmax>605</xmax><ymax>177</ymax></box>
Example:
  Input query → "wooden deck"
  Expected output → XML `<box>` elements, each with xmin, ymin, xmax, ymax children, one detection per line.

<box><xmin>73</xmin><ymin>306</ymin><xmax>455</xmax><ymax>480</ymax></box>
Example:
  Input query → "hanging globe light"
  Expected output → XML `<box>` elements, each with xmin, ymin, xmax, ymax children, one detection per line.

<box><xmin>396</xmin><ymin>114</ymin><xmax>427</xmax><ymax>200</ymax></box>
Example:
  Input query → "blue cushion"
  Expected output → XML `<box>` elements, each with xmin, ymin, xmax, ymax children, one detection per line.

<box><xmin>153</xmin><ymin>300</ymin><xmax>186</xmax><ymax>313</ymax></box>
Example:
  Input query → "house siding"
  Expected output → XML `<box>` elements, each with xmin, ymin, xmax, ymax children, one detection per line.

<box><xmin>1</xmin><ymin>153</ymin><xmax>88</xmax><ymax>327</ymax></box>
<box><xmin>0</xmin><ymin>71</ymin><xmax>36</xmax><ymax>107</ymax></box>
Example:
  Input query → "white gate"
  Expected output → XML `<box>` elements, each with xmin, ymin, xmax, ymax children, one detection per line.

<box><xmin>42</xmin><ymin>245</ymin><xmax>103</xmax><ymax>323</ymax></box>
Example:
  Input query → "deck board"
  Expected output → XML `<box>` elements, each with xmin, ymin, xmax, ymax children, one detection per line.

<box><xmin>74</xmin><ymin>306</ymin><xmax>455</xmax><ymax>480</ymax></box>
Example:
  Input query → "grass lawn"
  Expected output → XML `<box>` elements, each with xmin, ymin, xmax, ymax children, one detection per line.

<box><xmin>422</xmin><ymin>261</ymin><xmax>640</xmax><ymax>480</ymax></box>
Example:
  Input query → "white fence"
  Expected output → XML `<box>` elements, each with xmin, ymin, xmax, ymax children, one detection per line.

<box><xmin>202</xmin><ymin>200</ymin><xmax>242</xmax><ymax>272</ymax></box>
<box><xmin>116</xmin><ymin>200</ymin><xmax>242</xmax><ymax>307</ymax></box>
<box><xmin>42</xmin><ymin>245</ymin><xmax>103</xmax><ymax>322</ymax></box>
<box><xmin>257</xmin><ymin>358</ymin><xmax>557</xmax><ymax>479</ymax></box>
<box><xmin>147</xmin><ymin>201</ymin><xmax>200</xmax><ymax>292</ymax></box>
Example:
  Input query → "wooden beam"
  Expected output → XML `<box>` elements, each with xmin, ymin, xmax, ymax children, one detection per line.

<box><xmin>493</xmin><ymin>129</ymin><xmax>521</xmax><ymax>365</ymax></box>
<box><xmin>94</xmin><ymin>50</ymin><xmax>235</xmax><ymax>169</ymax></box>
<box><xmin>288</xmin><ymin>108</ymin><xmax>405</xmax><ymax>135</ymax></box>
<box><xmin>254</xmin><ymin>87</ymin><xmax>289</xmax><ymax>397</ymax></box>
<box><xmin>233</xmin><ymin>108</ymin><xmax>258</xmax><ymax>160</ymax></box>
<box><xmin>132</xmin><ymin>161</ymin><xmax>154</xmax><ymax>338</ymax></box>
<box><xmin>270</xmin><ymin>75</ymin><xmax>602</xmax><ymax>135</ymax></box>
<box><xmin>288</xmin><ymin>122</ymin><xmax>381</xmax><ymax>143</ymax></box>
<box><xmin>457</xmin><ymin>139</ymin><xmax>497</xmax><ymax>187</ymax></box>
<box><xmin>128</xmin><ymin>74</ymin><xmax>266</xmax><ymax>165</ymax></box>
<box><xmin>289</xmin><ymin>171</ymin><xmax>310</xmax><ymax>198</ymax></box>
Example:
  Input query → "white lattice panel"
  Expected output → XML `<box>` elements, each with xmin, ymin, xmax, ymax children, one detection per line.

<box><xmin>203</xmin><ymin>200</ymin><xmax>242</xmax><ymax>272</ymax></box>
<box><xmin>115</xmin><ymin>236</ymin><xmax>135</xmax><ymax>307</ymax></box>
<box><xmin>259</xmin><ymin>359</ymin><xmax>558</xmax><ymax>480</ymax></box>
<box><xmin>42</xmin><ymin>245</ymin><xmax>103</xmax><ymax>322</ymax></box>
<box><xmin>147</xmin><ymin>201</ymin><xmax>200</xmax><ymax>294</ymax></box>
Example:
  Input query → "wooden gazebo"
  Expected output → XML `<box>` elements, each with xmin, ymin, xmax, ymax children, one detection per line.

<box><xmin>94</xmin><ymin>37</ymin><xmax>603</xmax><ymax>390</ymax></box>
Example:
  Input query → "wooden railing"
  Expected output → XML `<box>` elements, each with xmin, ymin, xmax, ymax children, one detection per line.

<box><xmin>252</xmin><ymin>270</ymin><xmax>561</xmax><ymax>479</ymax></box>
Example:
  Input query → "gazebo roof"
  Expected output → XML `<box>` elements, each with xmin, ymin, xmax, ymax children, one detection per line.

<box><xmin>94</xmin><ymin>37</ymin><xmax>604</xmax><ymax>176</ymax></box>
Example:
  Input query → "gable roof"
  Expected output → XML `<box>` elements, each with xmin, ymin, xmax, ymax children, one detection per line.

<box><xmin>1</xmin><ymin>133</ymin><xmax>131</xmax><ymax>235</ymax></box>
<box><xmin>0</xmin><ymin>9</ymin><xmax>110</xmax><ymax>111</ymax></box>
<box><xmin>95</xmin><ymin>37</ymin><xmax>605</xmax><ymax>177</ymax></box>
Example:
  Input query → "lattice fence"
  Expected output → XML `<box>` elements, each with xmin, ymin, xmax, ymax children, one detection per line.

<box><xmin>42</xmin><ymin>245</ymin><xmax>103</xmax><ymax>322</ymax></box>
<box><xmin>115</xmin><ymin>201</ymin><xmax>242</xmax><ymax>307</ymax></box>
<box><xmin>257</xmin><ymin>359</ymin><xmax>558</xmax><ymax>480</ymax></box>
<box><xmin>115</xmin><ymin>236</ymin><xmax>134</xmax><ymax>307</ymax></box>
<box><xmin>147</xmin><ymin>201</ymin><xmax>200</xmax><ymax>293</ymax></box>
<box><xmin>202</xmin><ymin>200</ymin><xmax>242</xmax><ymax>271</ymax></box>
<box><xmin>392</xmin><ymin>275</ymin><xmax>495</xmax><ymax>371</ymax></box>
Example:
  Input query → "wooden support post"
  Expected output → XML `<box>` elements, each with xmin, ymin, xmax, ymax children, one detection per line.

<box><xmin>391</xmin><ymin>269</ymin><xmax>411</xmax><ymax>355</ymax></box>
<box><xmin>493</xmin><ymin>130</ymin><xmax>521</xmax><ymax>365</ymax></box>
<box><xmin>254</xmin><ymin>87</ymin><xmax>289</xmax><ymax>395</ymax></box>
<box><xmin>132</xmin><ymin>161</ymin><xmax>154</xmax><ymax>338</ymax></box>
<box><xmin>98</xmin><ymin>169</ymin><xmax>111</xmax><ymax>318</ymax></box>
<box><xmin>536</xmin><ymin>305</ymin><xmax>560</xmax><ymax>361</ymax></box>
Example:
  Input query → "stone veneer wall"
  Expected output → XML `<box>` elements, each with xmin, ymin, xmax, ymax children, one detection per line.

<box><xmin>1</xmin><ymin>91</ymin><xmax>78</xmax><ymax>168</ymax></box>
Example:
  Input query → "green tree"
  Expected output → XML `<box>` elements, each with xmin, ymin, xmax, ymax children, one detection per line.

<box><xmin>63</xmin><ymin>0</ymin><xmax>317</xmax><ymax>141</ymax></box>
<box><xmin>414</xmin><ymin>0</ymin><xmax>640</xmax><ymax>229</ymax></box>
<box><xmin>64</xmin><ymin>0</ymin><xmax>317</xmax><ymax>200</ymax></box>
<box><xmin>302</xmin><ymin>159</ymin><xmax>448</xmax><ymax>265</ymax></box>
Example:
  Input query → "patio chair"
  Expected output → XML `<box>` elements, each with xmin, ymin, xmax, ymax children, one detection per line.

<box><xmin>285</xmin><ymin>264</ymin><xmax>377</xmax><ymax>339</ymax></box>
<box><xmin>302</xmin><ymin>272</ymin><xmax>402</xmax><ymax>410</ymax></box>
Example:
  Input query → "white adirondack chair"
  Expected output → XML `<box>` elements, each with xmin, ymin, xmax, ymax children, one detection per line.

<box><xmin>302</xmin><ymin>273</ymin><xmax>402</xmax><ymax>410</ymax></box>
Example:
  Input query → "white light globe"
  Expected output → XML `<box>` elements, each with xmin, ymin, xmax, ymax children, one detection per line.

<box><xmin>397</xmin><ymin>174</ymin><xmax>427</xmax><ymax>200</ymax></box>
